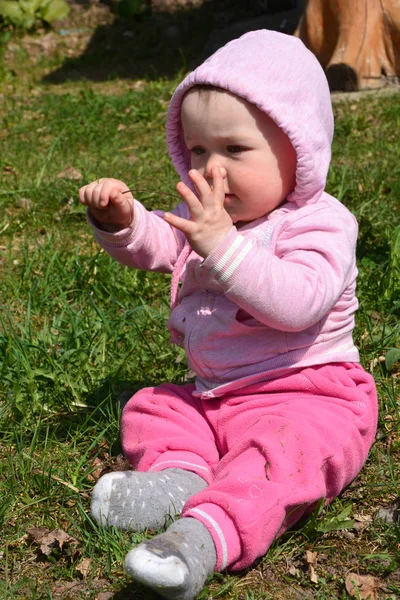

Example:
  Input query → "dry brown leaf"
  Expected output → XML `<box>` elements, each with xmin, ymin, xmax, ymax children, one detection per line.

<box><xmin>117</xmin><ymin>123</ymin><xmax>127</xmax><ymax>131</ymax></box>
<box><xmin>305</xmin><ymin>550</ymin><xmax>318</xmax><ymax>584</ymax></box>
<box><xmin>309</xmin><ymin>565</ymin><xmax>318</xmax><ymax>584</ymax></box>
<box><xmin>27</xmin><ymin>526</ymin><xmax>49</xmax><ymax>542</ymax></box>
<box><xmin>76</xmin><ymin>557</ymin><xmax>92</xmax><ymax>578</ymax></box>
<box><xmin>41</xmin><ymin>529</ymin><xmax>78</xmax><ymax>556</ymax></box>
<box><xmin>87</xmin><ymin>451</ymin><xmax>131</xmax><ymax>482</ymax></box>
<box><xmin>110</xmin><ymin>454</ymin><xmax>132</xmax><ymax>471</ymax></box>
<box><xmin>3</xmin><ymin>165</ymin><xmax>19</xmax><ymax>176</ymax></box>
<box><xmin>16</xmin><ymin>198</ymin><xmax>33</xmax><ymax>210</ymax></box>
<box><xmin>353</xmin><ymin>513</ymin><xmax>373</xmax><ymax>532</ymax></box>
<box><xmin>345</xmin><ymin>573</ymin><xmax>381</xmax><ymax>599</ymax></box>
<box><xmin>27</xmin><ymin>527</ymin><xmax>79</xmax><ymax>556</ymax></box>
<box><xmin>354</xmin><ymin>514</ymin><xmax>373</xmax><ymax>523</ymax></box>
<box><xmin>102</xmin><ymin>454</ymin><xmax>126</xmax><ymax>471</ymax></box>
<box><xmin>305</xmin><ymin>550</ymin><xmax>317</xmax><ymax>564</ymax></box>
<box><xmin>87</xmin><ymin>456</ymin><xmax>107</xmax><ymax>483</ymax></box>
<box><xmin>57</xmin><ymin>166</ymin><xmax>83</xmax><ymax>180</ymax></box>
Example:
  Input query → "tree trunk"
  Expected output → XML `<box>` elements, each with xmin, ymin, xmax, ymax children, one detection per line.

<box><xmin>295</xmin><ymin>0</ymin><xmax>400</xmax><ymax>91</ymax></box>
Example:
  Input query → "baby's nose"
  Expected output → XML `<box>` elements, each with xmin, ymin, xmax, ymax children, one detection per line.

<box><xmin>205</xmin><ymin>163</ymin><xmax>227</xmax><ymax>180</ymax></box>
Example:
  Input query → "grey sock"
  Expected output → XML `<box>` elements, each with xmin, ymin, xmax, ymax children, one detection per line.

<box><xmin>91</xmin><ymin>469</ymin><xmax>208</xmax><ymax>531</ymax></box>
<box><xmin>124</xmin><ymin>517</ymin><xmax>216</xmax><ymax>600</ymax></box>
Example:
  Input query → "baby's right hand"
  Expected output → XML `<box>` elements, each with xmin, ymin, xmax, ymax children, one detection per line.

<box><xmin>79</xmin><ymin>178</ymin><xmax>134</xmax><ymax>232</ymax></box>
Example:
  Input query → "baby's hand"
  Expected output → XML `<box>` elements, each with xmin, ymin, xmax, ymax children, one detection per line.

<box><xmin>79</xmin><ymin>178</ymin><xmax>134</xmax><ymax>232</ymax></box>
<box><xmin>165</xmin><ymin>167</ymin><xmax>233</xmax><ymax>258</ymax></box>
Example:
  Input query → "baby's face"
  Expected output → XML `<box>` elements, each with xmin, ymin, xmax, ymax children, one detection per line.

<box><xmin>181</xmin><ymin>89</ymin><xmax>297</xmax><ymax>224</ymax></box>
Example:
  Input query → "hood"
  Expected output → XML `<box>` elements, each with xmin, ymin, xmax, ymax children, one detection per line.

<box><xmin>166</xmin><ymin>30</ymin><xmax>333</xmax><ymax>208</ymax></box>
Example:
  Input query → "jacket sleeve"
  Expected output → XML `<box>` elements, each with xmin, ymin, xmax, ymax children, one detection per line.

<box><xmin>200</xmin><ymin>205</ymin><xmax>358</xmax><ymax>332</ymax></box>
<box><xmin>88</xmin><ymin>200</ymin><xmax>189</xmax><ymax>274</ymax></box>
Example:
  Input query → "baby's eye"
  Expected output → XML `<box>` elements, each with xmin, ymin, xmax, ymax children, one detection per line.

<box><xmin>190</xmin><ymin>147</ymin><xmax>205</xmax><ymax>156</ymax></box>
<box><xmin>227</xmin><ymin>145</ymin><xmax>245</xmax><ymax>154</ymax></box>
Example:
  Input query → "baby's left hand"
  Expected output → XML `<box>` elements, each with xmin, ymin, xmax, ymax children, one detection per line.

<box><xmin>164</xmin><ymin>166</ymin><xmax>233</xmax><ymax>258</ymax></box>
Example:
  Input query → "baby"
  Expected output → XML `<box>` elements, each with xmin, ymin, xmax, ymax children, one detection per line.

<box><xmin>80</xmin><ymin>30</ymin><xmax>377</xmax><ymax>600</ymax></box>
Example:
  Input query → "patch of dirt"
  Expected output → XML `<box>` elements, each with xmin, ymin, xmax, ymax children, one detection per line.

<box><xmin>2</xmin><ymin>0</ymin><xmax>304</xmax><ymax>91</ymax></box>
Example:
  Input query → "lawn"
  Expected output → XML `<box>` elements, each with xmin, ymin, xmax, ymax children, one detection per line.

<box><xmin>1</xmin><ymin>6</ymin><xmax>400</xmax><ymax>599</ymax></box>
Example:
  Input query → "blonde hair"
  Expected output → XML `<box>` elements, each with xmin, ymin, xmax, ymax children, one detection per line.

<box><xmin>184</xmin><ymin>84</ymin><xmax>227</xmax><ymax>105</ymax></box>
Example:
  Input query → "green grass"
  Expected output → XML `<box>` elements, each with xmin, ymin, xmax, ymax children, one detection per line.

<box><xmin>1</xmin><ymin>24</ymin><xmax>400</xmax><ymax>599</ymax></box>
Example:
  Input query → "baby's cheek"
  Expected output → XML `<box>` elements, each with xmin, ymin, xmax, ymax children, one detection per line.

<box><xmin>235</xmin><ymin>165</ymin><xmax>258</xmax><ymax>187</ymax></box>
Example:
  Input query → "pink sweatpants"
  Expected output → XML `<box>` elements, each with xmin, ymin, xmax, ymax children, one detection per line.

<box><xmin>121</xmin><ymin>363</ymin><xmax>377</xmax><ymax>571</ymax></box>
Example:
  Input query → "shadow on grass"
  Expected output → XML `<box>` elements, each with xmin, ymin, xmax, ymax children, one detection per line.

<box><xmin>44</xmin><ymin>373</ymin><xmax>186</xmax><ymax>446</ymax></box>
<box><xmin>49</xmin><ymin>377</ymin><xmax>144</xmax><ymax>442</ymax></box>
<box><xmin>112</xmin><ymin>581</ymin><xmax>164</xmax><ymax>599</ymax></box>
<box><xmin>42</xmin><ymin>1</ymin><xmax>304</xmax><ymax>84</ymax></box>
<box><xmin>43</xmin><ymin>4</ymin><xmax>211</xmax><ymax>84</ymax></box>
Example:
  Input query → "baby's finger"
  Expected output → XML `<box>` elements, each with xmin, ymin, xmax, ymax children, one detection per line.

<box><xmin>78</xmin><ymin>185</ymin><xmax>88</xmax><ymax>206</ymax></box>
<box><xmin>164</xmin><ymin>211</ymin><xmax>194</xmax><ymax>235</ymax></box>
<box><xmin>176</xmin><ymin>181</ymin><xmax>204</xmax><ymax>218</ymax></box>
<box><xmin>97</xmin><ymin>180</ymin><xmax>117</xmax><ymax>208</ymax></box>
<box><xmin>210</xmin><ymin>166</ymin><xmax>225</xmax><ymax>205</ymax></box>
<box><xmin>89</xmin><ymin>182</ymin><xmax>107</xmax><ymax>209</ymax></box>
<box><xmin>188</xmin><ymin>169</ymin><xmax>213</xmax><ymax>205</ymax></box>
<box><xmin>107</xmin><ymin>182</ymin><xmax>132</xmax><ymax>206</ymax></box>
<box><xmin>80</xmin><ymin>181</ymin><xmax>101</xmax><ymax>209</ymax></box>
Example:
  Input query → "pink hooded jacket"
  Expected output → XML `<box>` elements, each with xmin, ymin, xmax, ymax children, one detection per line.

<box><xmin>91</xmin><ymin>30</ymin><xmax>360</xmax><ymax>398</ymax></box>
